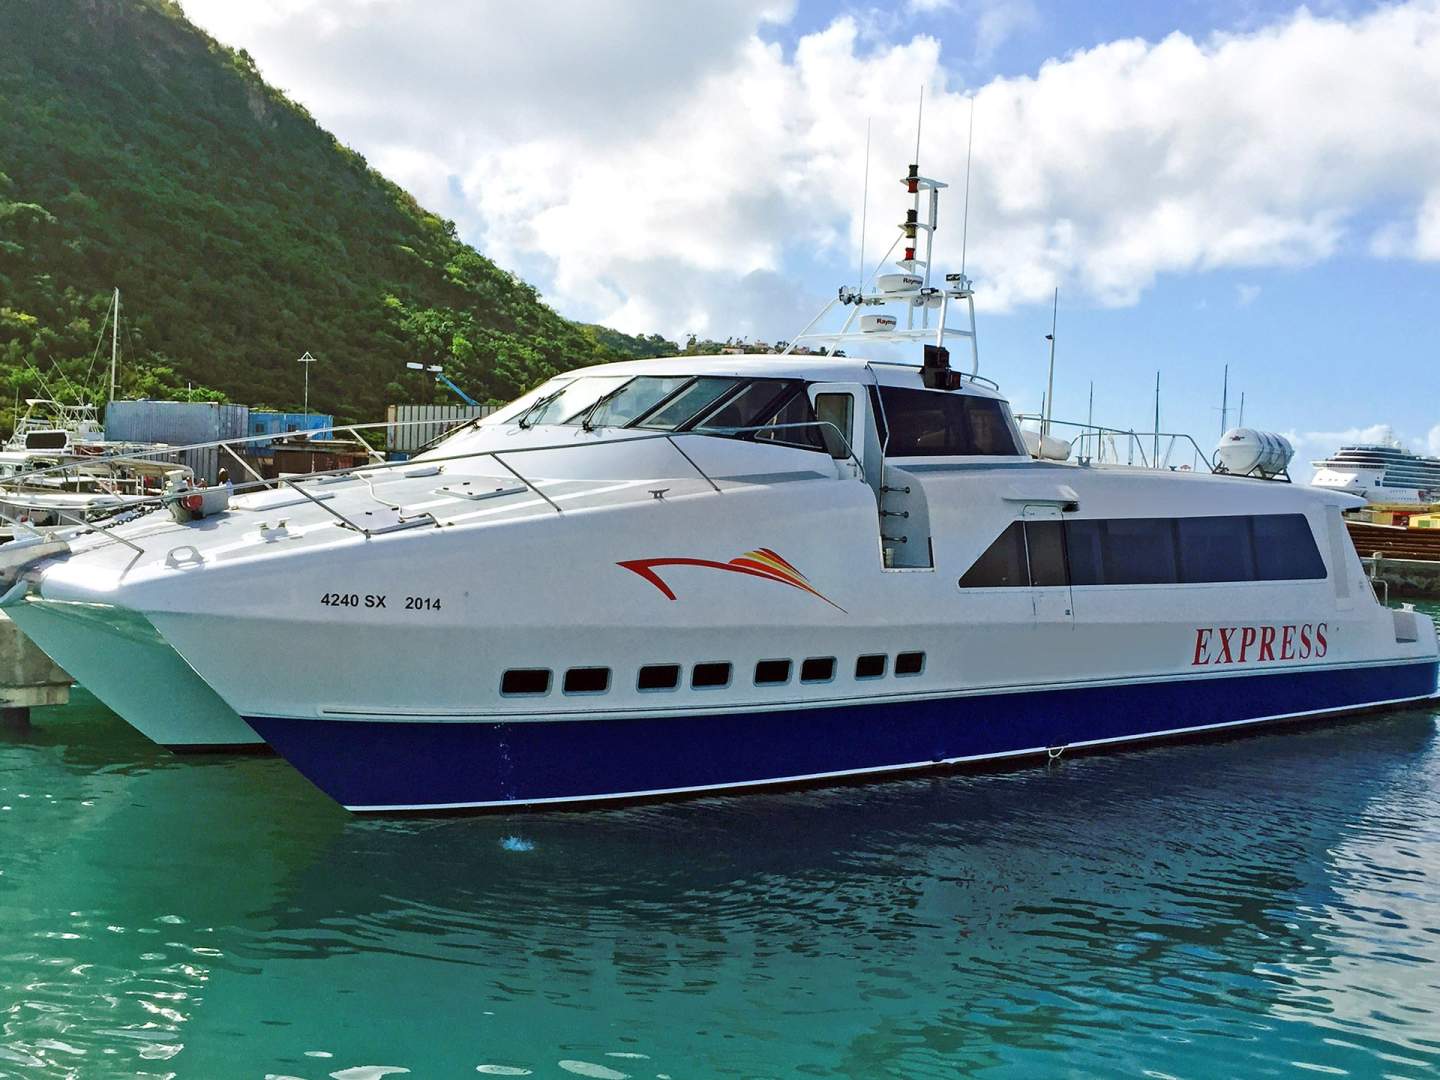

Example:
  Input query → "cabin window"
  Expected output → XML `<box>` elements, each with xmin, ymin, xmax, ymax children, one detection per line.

<box><xmin>1252</xmin><ymin>514</ymin><xmax>1328</xmax><ymax>580</ymax></box>
<box><xmin>754</xmin><ymin>659</ymin><xmax>792</xmax><ymax>685</ymax></box>
<box><xmin>960</xmin><ymin>514</ymin><xmax>1328</xmax><ymax>588</ymax></box>
<box><xmin>637</xmin><ymin>664</ymin><xmax>681</xmax><ymax>691</ymax></box>
<box><xmin>691</xmin><ymin>379</ymin><xmax>799</xmax><ymax>434</ymax></box>
<box><xmin>692</xmin><ymin>662</ymin><xmax>732</xmax><ymax>688</ymax></box>
<box><xmin>814</xmin><ymin>393</ymin><xmax>854</xmax><ymax>459</ymax></box>
<box><xmin>958</xmin><ymin>522</ymin><xmax>1027</xmax><ymax>588</ymax></box>
<box><xmin>501</xmin><ymin>669</ymin><xmax>550</xmax><ymax>696</ymax></box>
<box><xmin>580</xmin><ymin>376</ymin><xmax>689</xmax><ymax>429</ymax></box>
<box><xmin>1103</xmin><ymin>518</ymin><xmax>1178</xmax><ymax>585</ymax></box>
<box><xmin>895</xmin><ymin>651</ymin><xmax>925</xmax><ymax>676</ymax></box>
<box><xmin>800</xmin><ymin>657</ymin><xmax>836</xmax><ymax>683</ymax></box>
<box><xmin>636</xmin><ymin>377</ymin><xmax>740</xmax><ymax>430</ymax></box>
<box><xmin>754</xmin><ymin>388</ymin><xmax>826</xmax><ymax>451</ymax></box>
<box><xmin>519</xmin><ymin>376</ymin><xmax>629</xmax><ymax>427</ymax></box>
<box><xmin>855</xmin><ymin>654</ymin><xmax>887</xmax><ymax>679</ymax></box>
<box><xmin>1176</xmin><ymin>516</ymin><xmax>1256</xmax><ymax>583</ymax></box>
<box><xmin>877</xmin><ymin>386</ymin><xmax>1022</xmax><ymax>457</ymax></box>
<box><xmin>563</xmin><ymin>667</ymin><xmax>610</xmax><ymax>695</ymax></box>
<box><xmin>1025</xmin><ymin>521</ymin><xmax>1069</xmax><ymax>587</ymax></box>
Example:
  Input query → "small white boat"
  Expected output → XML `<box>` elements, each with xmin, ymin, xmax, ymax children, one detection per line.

<box><xmin>0</xmin><ymin>160</ymin><xmax>1434</xmax><ymax>811</ymax></box>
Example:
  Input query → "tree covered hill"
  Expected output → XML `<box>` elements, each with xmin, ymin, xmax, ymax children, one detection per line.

<box><xmin>0</xmin><ymin>0</ymin><xmax>669</xmax><ymax>422</ymax></box>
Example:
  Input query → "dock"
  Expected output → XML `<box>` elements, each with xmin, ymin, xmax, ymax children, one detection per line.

<box><xmin>0</xmin><ymin>609</ymin><xmax>72</xmax><ymax>724</ymax></box>
<box><xmin>1347</xmin><ymin>521</ymin><xmax>1440</xmax><ymax>599</ymax></box>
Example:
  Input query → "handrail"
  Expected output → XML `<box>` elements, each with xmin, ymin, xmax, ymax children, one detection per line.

<box><xmin>1015</xmin><ymin>414</ymin><xmax>1216</xmax><ymax>473</ymax></box>
<box><xmin>2</xmin><ymin>417</ymin><xmax>864</xmax><ymax>544</ymax></box>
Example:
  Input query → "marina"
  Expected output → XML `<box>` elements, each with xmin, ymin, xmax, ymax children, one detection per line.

<box><xmin>5</xmin><ymin>0</ymin><xmax>1440</xmax><ymax>1074</ymax></box>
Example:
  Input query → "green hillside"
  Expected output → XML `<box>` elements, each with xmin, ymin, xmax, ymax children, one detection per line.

<box><xmin>0</xmin><ymin>0</ymin><xmax>667</xmax><ymax>423</ymax></box>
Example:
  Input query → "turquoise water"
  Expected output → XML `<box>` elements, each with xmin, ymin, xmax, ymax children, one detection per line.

<box><xmin>3</xmin><ymin>621</ymin><xmax>1440</xmax><ymax>1077</ymax></box>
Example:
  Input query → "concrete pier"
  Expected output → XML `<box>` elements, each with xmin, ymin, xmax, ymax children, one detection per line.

<box><xmin>0</xmin><ymin>609</ymin><xmax>72</xmax><ymax>725</ymax></box>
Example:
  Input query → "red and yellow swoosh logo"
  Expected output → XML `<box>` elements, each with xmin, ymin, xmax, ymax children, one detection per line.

<box><xmin>618</xmin><ymin>548</ymin><xmax>844</xmax><ymax>611</ymax></box>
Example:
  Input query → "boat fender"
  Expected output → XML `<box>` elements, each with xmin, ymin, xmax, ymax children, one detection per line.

<box><xmin>181</xmin><ymin>493</ymin><xmax>205</xmax><ymax>513</ymax></box>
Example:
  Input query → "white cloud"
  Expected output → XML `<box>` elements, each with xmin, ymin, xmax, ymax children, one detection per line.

<box><xmin>1235</xmin><ymin>283</ymin><xmax>1260</xmax><ymax>306</ymax></box>
<box><xmin>182</xmin><ymin>1</ymin><xmax>1440</xmax><ymax>338</ymax></box>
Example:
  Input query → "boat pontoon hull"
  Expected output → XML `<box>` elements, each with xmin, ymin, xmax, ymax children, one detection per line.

<box><xmin>247</xmin><ymin>660</ymin><xmax>1439</xmax><ymax>812</ymax></box>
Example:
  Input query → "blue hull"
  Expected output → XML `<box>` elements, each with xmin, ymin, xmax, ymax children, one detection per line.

<box><xmin>247</xmin><ymin>662</ymin><xmax>1439</xmax><ymax>811</ymax></box>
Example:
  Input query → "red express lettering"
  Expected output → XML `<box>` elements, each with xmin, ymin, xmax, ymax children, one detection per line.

<box><xmin>1192</xmin><ymin>622</ymin><xmax>1328</xmax><ymax>666</ymax></box>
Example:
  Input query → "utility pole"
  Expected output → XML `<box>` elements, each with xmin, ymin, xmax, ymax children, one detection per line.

<box><xmin>297</xmin><ymin>351</ymin><xmax>317</xmax><ymax>415</ymax></box>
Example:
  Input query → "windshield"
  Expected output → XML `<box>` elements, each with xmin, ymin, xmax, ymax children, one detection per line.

<box><xmin>517</xmin><ymin>377</ymin><xmax>629</xmax><ymax>427</ymax></box>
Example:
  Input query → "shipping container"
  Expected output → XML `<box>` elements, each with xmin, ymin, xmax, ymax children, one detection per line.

<box><xmin>104</xmin><ymin>400</ymin><xmax>249</xmax><ymax>484</ymax></box>
<box><xmin>385</xmin><ymin>404</ymin><xmax>495</xmax><ymax>455</ymax></box>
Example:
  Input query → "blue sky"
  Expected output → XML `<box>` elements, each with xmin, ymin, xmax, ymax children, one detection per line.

<box><xmin>182</xmin><ymin>0</ymin><xmax>1440</xmax><ymax>475</ymax></box>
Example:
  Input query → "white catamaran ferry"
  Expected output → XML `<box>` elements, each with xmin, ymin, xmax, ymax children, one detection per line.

<box><xmin>1312</xmin><ymin>441</ymin><xmax>1440</xmax><ymax>505</ymax></box>
<box><xmin>0</xmin><ymin>164</ymin><xmax>1434</xmax><ymax>812</ymax></box>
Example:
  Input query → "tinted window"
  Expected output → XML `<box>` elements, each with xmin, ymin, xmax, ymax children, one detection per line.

<box><xmin>814</xmin><ymin>393</ymin><xmax>854</xmax><ymax>459</ymax></box>
<box><xmin>1064</xmin><ymin>519</ymin><xmax>1106</xmax><ymax>586</ymax></box>
<box><xmin>755</xmin><ymin>389</ymin><xmax>825</xmax><ymax>450</ymax></box>
<box><xmin>637</xmin><ymin>664</ymin><xmax>680</xmax><ymax>691</ymax></box>
<box><xmin>971</xmin><ymin>514</ymin><xmax>1326</xmax><ymax>588</ymax></box>
<box><xmin>1103</xmin><ymin>518</ymin><xmax>1177</xmax><ymax>585</ymax></box>
<box><xmin>692</xmin><ymin>379</ymin><xmax>796</xmax><ymax>433</ymax></box>
<box><xmin>637</xmin><ymin>377</ymin><xmax>739</xmax><ymax>429</ymax></box>
<box><xmin>692</xmin><ymin>662</ymin><xmax>731</xmax><ymax>688</ymax></box>
<box><xmin>959</xmin><ymin>522</ymin><xmax>1027</xmax><ymax>588</ymax></box>
<box><xmin>800</xmin><ymin>657</ymin><xmax>835</xmax><ymax>682</ymax></box>
<box><xmin>563</xmin><ymin>667</ymin><xmax>610</xmax><ymax>694</ymax></box>
<box><xmin>501</xmin><ymin>669</ymin><xmax>550</xmax><ymax>695</ymax></box>
<box><xmin>855</xmin><ymin>654</ymin><xmax>887</xmax><ymax>679</ymax></box>
<box><xmin>754</xmin><ymin>659</ymin><xmax>791</xmax><ymax>685</ymax></box>
<box><xmin>1026</xmin><ymin>520</ymin><xmax>1069</xmax><ymax>587</ymax></box>
<box><xmin>1176</xmin><ymin>516</ymin><xmax>1257</xmax><ymax>583</ymax></box>
<box><xmin>878</xmin><ymin>386</ymin><xmax>1021</xmax><ymax>457</ymax></box>
<box><xmin>1252</xmin><ymin>513</ymin><xmax>1327</xmax><ymax>580</ymax></box>
<box><xmin>895</xmin><ymin>651</ymin><xmax>925</xmax><ymax>676</ymax></box>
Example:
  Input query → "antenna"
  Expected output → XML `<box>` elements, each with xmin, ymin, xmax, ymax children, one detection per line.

<box><xmin>960</xmin><ymin>95</ymin><xmax>975</xmax><ymax>276</ymax></box>
<box><xmin>858</xmin><ymin>118</ymin><xmax>871</xmax><ymax>291</ymax></box>
<box><xmin>109</xmin><ymin>286</ymin><xmax>119</xmax><ymax>403</ymax></box>
<box><xmin>1153</xmin><ymin>370</ymin><xmax>1161</xmax><ymax>466</ymax></box>
<box><xmin>1043</xmin><ymin>287</ymin><xmax>1058</xmax><ymax>436</ymax></box>
<box><xmin>1238</xmin><ymin>390</ymin><xmax>1245</xmax><ymax>428</ymax></box>
<box><xmin>1218</xmin><ymin>362</ymin><xmax>1229</xmax><ymax>436</ymax></box>
<box><xmin>914</xmin><ymin>85</ymin><xmax>925</xmax><ymax>169</ymax></box>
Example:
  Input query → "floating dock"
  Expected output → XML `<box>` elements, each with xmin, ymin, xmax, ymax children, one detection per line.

<box><xmin>0</xmin><ymin>609</ymin><xmax>71</xmax><ymax>724</ymax></box>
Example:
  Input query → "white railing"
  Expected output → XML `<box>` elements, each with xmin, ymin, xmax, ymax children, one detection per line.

<box><xmin>0</xmin><ymin>416</ymin><xmax>862</xmax><ymax>544</ymax></box>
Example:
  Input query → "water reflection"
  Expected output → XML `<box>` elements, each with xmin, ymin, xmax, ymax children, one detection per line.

<box><xmin>2</xmin><ymin>688</ymin><xmax>1439</xmax><ymax>1078</ymax></box>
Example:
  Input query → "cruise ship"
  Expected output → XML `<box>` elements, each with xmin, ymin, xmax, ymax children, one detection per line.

<box><xmin>1311</xmin><ymin>442</ymin><xmax>1440</xmax><ymax>506</ymax></box>
<box><xmin>0</xmin><ymin>161</ymin><xmax>1433</xmax><ymax>813</ymax></box>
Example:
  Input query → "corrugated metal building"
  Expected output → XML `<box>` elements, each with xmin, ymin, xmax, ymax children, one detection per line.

<box><xmin>386</xmin><ymin>404</ymin><xmax>495</xmax><ymax>456</ymax></box>
<box><xmin>246</xmin><ymin>410</ymin><xmax>336</xmax><ymax>451</ymax></box>
<box><xmin>104</xmin><ymin>400</ymin><xmax>250</xmax><ymax>484</ymax></box>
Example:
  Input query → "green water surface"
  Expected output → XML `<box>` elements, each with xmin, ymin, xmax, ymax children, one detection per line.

<box><xmin>2</xmin><ymin>606</ymin><xmax>1439</xmax><ymax>1078</ymax></box>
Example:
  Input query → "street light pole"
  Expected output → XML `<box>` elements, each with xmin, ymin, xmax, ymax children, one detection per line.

<box><xmin>297</xmin><ymin>351</ymin><xmax>317</xmax><ymax>415</ymax></box>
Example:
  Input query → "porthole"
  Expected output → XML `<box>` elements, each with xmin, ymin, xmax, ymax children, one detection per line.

<box><xmin>855</xmin><ymin>654</ymin><xmax>887</xmax><ymax>680</ymax></box>
<box><xmin>895</xmin><ymin>651</ymin><xmax>925</xmax><ymax>676</ymax></box>
<box><xmin>501</xmin><ymin>668</ymin><xmax>550</xmax><ymax>696</ymax></box>
<box><xmin>563</xmin><ymin>667</ymin><xmax>610</xmax><ymax>694</ymax></box>
<box><xmin>754</xmin><ymin>659</ymin><xmax>792</xmax><ymax>685</ymax></box>
<box><xmin>692</xmin><ymin>662</ymin><xmax>731</xmax><ymax>689</ymax></box>
<box><xmin>638</xmin><ymin>664</ymin><xmax>681</xmax><ymax>691</ymax></box>
<box><xmin>800</xmin><ymin>657</ymin><xmax>836</xmax><ymax>683</ymax></box>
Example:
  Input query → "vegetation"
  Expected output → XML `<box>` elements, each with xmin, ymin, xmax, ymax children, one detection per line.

<box><xmin>0</xmin><ymin>0</ymin><xmax>679</xmax><ymax>425</ymax></box>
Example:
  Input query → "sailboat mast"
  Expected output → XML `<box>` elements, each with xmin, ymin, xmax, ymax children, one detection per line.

<box><xmin>109</xmin><ymin>287</ymin><xmax>119</xmax><ymax>403</ymax></box>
